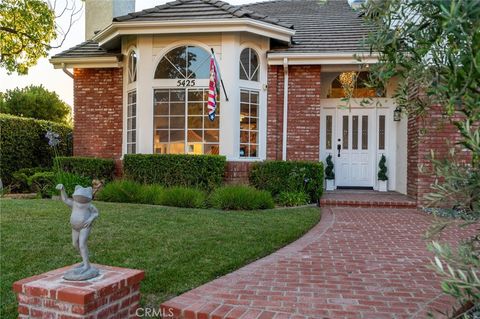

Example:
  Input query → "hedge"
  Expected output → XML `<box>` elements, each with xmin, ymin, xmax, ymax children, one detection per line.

<box><xmin>0</xmin><ymin>114</ymin><xmax>72</xmax><ymax>184</ymax></box>
<box><xmin>123</xmin><ymin>154</ymin><xmax>226</xmax><ymax>190</ymax></box>
<box><xmin>249</xmin><ymin>160</ymin><xmax>324</xmax><ymax>202</ymax></box>
<box><xmin>55</xmin><ymin>156</ymin><xmax>115</xmax><ymax>181</ymax></box>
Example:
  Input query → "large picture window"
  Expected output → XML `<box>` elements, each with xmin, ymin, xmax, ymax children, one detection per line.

<box><xmin>239</xmin><ymin>89</ymin><xmax>259</xmax><ymax>157</ymax></box>
<box><xmin>126</xmin><ymin>91</ymin><xmax>137</xmax><ymax>154</ymax></box>
<box><xmin>328</xmin><ymin>71</ymin><xmax>385</xmax><ymax>98</ymax></box>
<box><xmin>153</xmin><ymin>88</ymin><xmax>220</xmax><ymax>155</ymax></box>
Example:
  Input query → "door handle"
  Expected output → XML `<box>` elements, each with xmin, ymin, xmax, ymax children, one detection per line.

<box><xmin>337</xmin><ymin>144</ymin><xmax>341</xmax><ymax>157</ymax></box>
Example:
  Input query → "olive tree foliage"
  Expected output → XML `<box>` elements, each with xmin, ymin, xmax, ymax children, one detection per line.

<box><xmin>0</xmin><ymin>0</ymin><xmax>83</xmax><ymax>74</ymax></box>
<box><xmin>361</xmin><ymin>0</ymin><xmax>479</xmax><ymax>317</ymax></box>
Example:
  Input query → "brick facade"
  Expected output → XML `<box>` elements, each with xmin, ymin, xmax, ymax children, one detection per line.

<box><xmin>73</xmin><ymin>68</ymin><xmax>123</xmax><ymax>161</ymax></box>
<box><xmin>224</xmin><ymin>161</ymin><xmax>255</xmax><ymax>184</ymax></box>
<box><xmin>267</xmin><ymin>65</ymin><xmax>321</xmax><ymax>161</ymax></box>
<box><xmin>407</xmin><ymin>106</ymin><xmax>469</xmax><ymax>206</ymax></box>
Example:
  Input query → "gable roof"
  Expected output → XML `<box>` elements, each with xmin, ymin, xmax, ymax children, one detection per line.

<box><xmin>242</xmin><ymin>0</ymin><xmax>372</xmax><ymax>53</ymax></box>
<box><xmin>113</xmin><ymin>0</ymin><xmax>293</xmax><ymax>29</ymax></box>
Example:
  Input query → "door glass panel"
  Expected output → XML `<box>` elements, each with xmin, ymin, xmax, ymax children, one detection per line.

<box><xmin>352</xmin><ymin>116</ymin><xmax>359</xmax><ymax>150</ymax></box>
<box><xmin>342</xmin><ymin>116</ymin><xmax>348</xmax><ymax>149</ymax></box>
<box><xmin>362</xmin><ymin>115</ymin><xmax>368</xmax><ymax>150</ymax></box>
<box><xmin>379</xmin><ymin>115</ymin><xmax>385</xmax><ymax>150</ymax></box>
<box><xmin>326</xmin><ymin>115</ymin><xmax>332</xmax><ymax>150</ymax></box>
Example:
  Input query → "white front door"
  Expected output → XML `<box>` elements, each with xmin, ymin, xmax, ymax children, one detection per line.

<box><xmin>334</xmin><ymin>109</ymin><xmax>375</xmax><ymax>187</ymax></box>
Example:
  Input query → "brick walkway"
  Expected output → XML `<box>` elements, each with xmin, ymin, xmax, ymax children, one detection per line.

<box><xmin>161</xmin><ymin>207</ymin><xmax>477</xmax><ymax>319</ymax></box>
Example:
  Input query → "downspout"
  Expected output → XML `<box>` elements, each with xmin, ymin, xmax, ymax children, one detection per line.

<box><xmin>282</xmin><ymin>58</ymin><xmax>289</xmax><ymax>161</ymax></box>
<box><xmin>61</xmin><ymin>63</ymin><xmax>74</xmax><ymax>79</ymax></box>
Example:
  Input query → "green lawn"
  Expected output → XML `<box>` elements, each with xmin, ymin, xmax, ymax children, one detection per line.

<box><xmin>0</xmin><ymin>199</ymin><xmax>320</xmax><ymax>318</ymax></box>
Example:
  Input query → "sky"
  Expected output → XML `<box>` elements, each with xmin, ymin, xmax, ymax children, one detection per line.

<box><xmin>0</xmin><ymin>0</ymin><xmax>356</xmax><ymax>106</ymax></box>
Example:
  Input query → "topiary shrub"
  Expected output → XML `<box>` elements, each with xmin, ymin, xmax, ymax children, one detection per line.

<box><xmin>378</xmin><ymin>154</ymin><xmax>388</xmax><ymax>181</ymax></box>
<box><xmin>209</xmin><ymin>185</ymin><xmax>274</xmax><ymax>210</ymax></box>
<box><xmin>123</xmin><ymin>154</ymin><xmax>226</xmax><ymax>191</ymax></box>
<box><xmin>55</xmin><ymin>156</ymin><xmax>115</xmax><ymax>181</ymax></box>
<box><xmin>160</xmin><ymin>187</ymin><xmax>206</xmax><ymax>208</ymax></box>
<box><xmin>249</xmin><ymin>161</ymin><xmax>324</xmax><ymax>203</ymax></box>
<box><xmin>325</xmin><ymin>154</ymin><xmax>335</xmax><ymax>180</ymax></box>
<box><xmin>0</xmin><ymin>114</ymin><xmax>72</xmax><ymax>185</ymax></box>
<box><xmin>276</xmin><ymin>191</ymin><xmax>310</xmax><ymax>207</ymax></box>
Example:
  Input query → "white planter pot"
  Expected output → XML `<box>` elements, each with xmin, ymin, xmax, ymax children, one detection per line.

<box><xmin>325</xmin><ymin>179</ymin><xmax>335</xmax><ymax>191</ymax></box>
<box><xmin>378</xmin><ymin>180</ymin><xmax>388</xmax><ymax>192</ymax></box>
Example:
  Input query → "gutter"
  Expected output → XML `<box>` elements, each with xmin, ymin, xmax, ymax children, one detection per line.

<box><xmin>282</xmin><ymin>57</ymin><xmax>288</xmax><ymax>161</ymax></box>
<box><xmin>61</xmin><ymin>63</ymin><xmax>74</xmax><ymax>79</ymax></box>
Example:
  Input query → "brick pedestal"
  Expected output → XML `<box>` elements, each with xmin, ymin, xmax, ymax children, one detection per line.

<box><xmin>13</xmin><ymin>264</ymin><xmax>144</xmax><ymax>319</ymax></box>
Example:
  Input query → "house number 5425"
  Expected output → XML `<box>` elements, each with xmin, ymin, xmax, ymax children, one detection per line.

<box><xmin>177</xmin><ymin>80</ymin><xmax>196</xmax><ymax>87</ymax></box>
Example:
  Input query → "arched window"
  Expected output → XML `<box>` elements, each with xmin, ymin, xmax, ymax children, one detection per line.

<box><xmin>154</xmin><ymin>46</ymin><xmax>210</xmax><ymax>79</ymax></box>
<box><xmin>127</xmin><ymin>50</ymin><xmax>137</xmax><ymax>83</ymax></box>
<box><xmin>328</xmin><ymin>71</ymin><xmax>385</xmax><ymax>98</ymax></box>
<box><xmin>239</xmin><ymin>48</ymin><xmax>259</xmax><ymax>81</ymax></box>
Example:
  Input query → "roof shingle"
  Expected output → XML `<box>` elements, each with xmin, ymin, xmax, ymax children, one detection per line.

<box><xmin>51</xmin><ymin>40</ymin><xmax>121</xmax><ymax>59</ymax></box>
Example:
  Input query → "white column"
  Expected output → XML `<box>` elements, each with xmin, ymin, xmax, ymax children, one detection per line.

<box><xmin>136</xmin><ymin>35</ymin><xmax>154</xmax><ymax>154</ymax></box>
<box><xmin>219</xmin><ymin>33</ymin><xmax>240</xmax><ymax>160</ymax></box>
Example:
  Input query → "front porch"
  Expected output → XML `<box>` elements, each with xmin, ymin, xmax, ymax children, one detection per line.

<box><xmin>320</xmin><ymin>189</ymin><xmax>416</xmax><ymax>208</ymax></box>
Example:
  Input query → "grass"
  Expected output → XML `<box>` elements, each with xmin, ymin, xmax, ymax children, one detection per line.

<box><xmin>0</xmin><ymin>199</ymin><xmax>320</xmax><ymax>318</ymax></box>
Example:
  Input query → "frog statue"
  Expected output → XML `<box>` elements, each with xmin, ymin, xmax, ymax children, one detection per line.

<box><xmin>56</xmin><ymin>184</ymin><xmax>100</xmax><ymax>281</ymax></box>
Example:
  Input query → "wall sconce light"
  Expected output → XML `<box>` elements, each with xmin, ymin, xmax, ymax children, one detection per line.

<box><xmin>393</xmin><ymin>106</ymin><xmax>402</xmax><ymax>121</ymax></box>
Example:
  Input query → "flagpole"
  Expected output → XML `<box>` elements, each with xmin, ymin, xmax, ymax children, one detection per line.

<box><xmin>210</xmin><ymin>48</ymin><xmax>229</xmax><ymax>102</ymax></box>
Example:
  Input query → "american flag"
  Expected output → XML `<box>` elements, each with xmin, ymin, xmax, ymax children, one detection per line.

<box><xmin>207</xmin><ymin>55</ymin><xmax>220</xmax><ymax>121</ymax></box>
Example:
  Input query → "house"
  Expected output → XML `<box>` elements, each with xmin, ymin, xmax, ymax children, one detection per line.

<box><xmin>50</xmin><ymin>0</ymin><xmax>458</xmax><ymax>206</ymax></box>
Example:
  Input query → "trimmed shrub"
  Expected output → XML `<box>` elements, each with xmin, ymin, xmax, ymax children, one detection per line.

<box><xmin>29</xmin><ymin>171</ymin><xmax>55</xmax><ymax>198</ymax></box>
<box><xmin>250</xmin><ymin>161</ymin><xmax>324</xmax><ymax>203</ymax></box>
<box><xmin>96</xmin><ymin>180</ymin><xmax>164</xmax><ymax>205</ymax></box>
<box><xmin>276</xmin><ymin>191</ymin><xmax>310</xmax><ymax>207</ymax></box>
<box><xmin>123</xmin><ymin>154</ymin><xmax>226</xmax><ymax>191</ymax></box>
<box><xmin>160</xmin><ymin>187</ymin><xmax>206</xmax><ymax>208</ymax></box>
<box><xmin>11</xmin><ymin>167</ymin><xmax>49</xmax><ymax>193</ymax></box>
<box><xmin>55</xmin><ymin>156</ymin><xmax>115</xmax><ymax>181</ymax></box>
<box><xmin>0</xmin><ymin>114</ymin><xmax>72</xmax><ymax>184</ymax></box>
<box><xmin>209</xmin><ymin>185</ymin><xmax>274</xmax><ymax>210</ymax></box>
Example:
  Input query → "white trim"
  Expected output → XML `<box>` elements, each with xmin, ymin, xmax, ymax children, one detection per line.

<box><xmin>49</xmin><ymin>57</ymin><xmax>122</xmax><ymax>69</ymax></box>
<box><xmin>93</xmin><ymin>19</ymin><xmax>295</xmax><ymax>46</ymax></box>
<box><xmin>267</xmin><ymin>52</ymin><xmax>379</xmax><ymax>65</ymax></box>
<box><xmin>282</xmin><ymin>57</ymin><xmax>288</xmax><ymax>161</ymax></box>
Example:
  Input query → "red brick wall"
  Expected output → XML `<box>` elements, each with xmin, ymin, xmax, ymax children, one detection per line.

<box><xmin>73</xmin><ymin>68</ymin><xmax>123</xmax><ymax>161</ymax></box>
<box><xmin>267</xmin><ymin>65</ymin><xmax>321</xmax><ymax>161</ymax></box>
<box><xmin>224</xmin><ymin>161</ymin><xmax>254</xmax><ymax>184</ymax></box>
<box><xmin>407</xmin><ymin>106</ymin><xmax>469</xmax><ymax>206</ymax></box>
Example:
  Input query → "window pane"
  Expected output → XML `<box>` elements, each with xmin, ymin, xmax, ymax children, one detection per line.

<box><xmin>204</xmin><ymin>130</ymin><xmax>219</xmax><ymax>142</ymax></box>
<box><xmin>154</xmin><ymin>47</ymin><xmax>186</xmax><ymax>79</ymax></box>
<box><xmin>188</xmin><ymin>116</ymin><xmax>202</xmax><ymax>129</ymax></box>
<box><xmin>170</xmin><ymin>116</ymin><xmax>185</xmax><ymax>129</ymax></box>
<box><xmin>249</xmin><ymin>144</ymin><xmax>258</xmax><ymax>157</ymax></box>
<box><xmin>127</xmin><ymin>131</ymin><xmax>136</xmax><ymax>143</ymax></box>
<box><xmin>250</xmin><ymin>105</ymin><xmax>258</xmax><ymax>117</ymax></box>
<box><xmin>250</xmin><ymin>92</ymin><xmax>259</xmax><ymax>104</ymax></box>
<box><xmin>204</xmin><ymin>144</ymin><xmax>219</xmax><ymax>155</ymax></box>
<box><xmin>240</xmin><ymin>144</ymin><xmax>248</xmax><ymax>157</ymax></box>
<box><xmin>155</xmin><ymin>117</ymin><xmax>169</xmax><ymax>129</ymax></box>
<box><xmin>170</xmin><ymin>89</ymin><xmax>185</xmax><ymax>102</ymax></box>
<box><xmin>240</xmin><ymin>49</ymin><xmax>249</xmax><ymax>80</ymax></box>
<box><xmin>204</xmin><ymin>116</ymin><xmax>219</xmax><ymax>129</ymax></box>
<box><xmin>240</xmin><ymin>91</ymin><xmax>249</xmax><ymax>103</ymax></box>
<box><xmin>154</xmin><ymin>90</ymin><xmax>169</xmax><ymax>102</ymax></box>
<box><xmin>240</xmin><ymin>130</ymin><xmax>249</xmax><ymax>143</ymax></box>
<box><xmin>188</xmin><ymin>102</ymin><xmax>203</xmax><ymax>115</ymax></box>
<box><xmin>188</xmin><ymin>90</ymin><xmax>204</xmax><ymax>101</ymax></box>
<box><xmin>169</xmin><ymin>130</ymin><xmax>184</xmax><ymax>143</ymax></box>
<box><xmin>249</xmin><ymin>131</ymin><xmax>257</xmax><ymax>143</ymax></box>
<box><xmin>186</xmin><ymin>46</ymin><xmax>210</xmax><ymax>79</ymax></box>
<box><xmin>352</xmin><ymin>115</ymin><xmax>359</xmax><ymax>150</ymax></box>
<box><xmin>250</xmin><ymin>50</ymin><xmax>259</xmax><ymax>81</ymax></box>
<box><xmin>154</xmin><ymin>103</ymin><xmax>168</xmax><ymax>116</ymax></box>
<box><xmin>188</xmin><ymin>129</ymin><xmax>203</xmax><ymax>142</ymax></box>
<box><xmin>326</xmin><ymin>115</ymin><xmax>332</xmax><ymax>150</ymax></box>
<box><xmin>127</xmin><ymin>143</ymin><xmax>136</xmax><ymax>154</ymax></box>
<box><xmin>155</xmin><ymin>130</ymin><xmax>168</xmax><ymax>143</ymax></box>
<box><xmin>240</xmin><ymin>103</ymin><xmax>249</xmax><ymax>117</ymax></box>
<box><xmin>362</xmin><ymin>115</ymin><xmax>368</xmax><ymax>150</ymax></box>
<box><xmin>170</xmin><ymin>103</ymin><xmax>185</xmax><ymax>116</ymax></box>
<box><xmin>342</xmin><ymin>116</ymin><xmax>348</xmax><ymax>149</ymax></box>
<box><xmin>155</xmin><ymin>144</ymin><xmax>168</xmax><ymax>154</ymax></box>
<box><xmin>379</xmin><ymin>115</ymin><xmax>385</xmax><ymax>150</ymax></box>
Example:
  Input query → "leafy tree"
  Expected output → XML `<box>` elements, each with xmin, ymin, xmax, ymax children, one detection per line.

<box><xmin>361</xmin><ymin>0</ymin><xmax>479</xmax><ymax>316</ymax></box>
<box><xmin>0</xmin><ymin>85</ymin><xmax>71</xmax><ymax>124</ymax></box>
<box><xmin>0</xmin><ymin>0</ymin><xmax>82</xmax><ymax>74</ymax></box>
